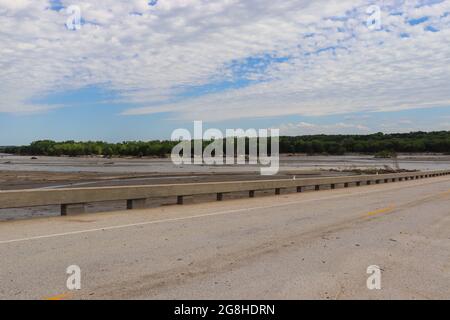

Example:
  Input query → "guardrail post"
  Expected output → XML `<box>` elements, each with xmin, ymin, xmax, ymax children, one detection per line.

<box><xmin>177</xmin><ymin>195</ymin><xmax>193</xmax><ymax>204</ymax></box>
<box><xmin>249</xmin><ymin>190</ymin><xmax>255</xmax><ymax>198</ymax></box>
<box><xmin>127</xmin><ymin>198</ymin><xmax>147</xmax><ymax>210</ymax></box>
<box><xmin>217</xmin><ymin>193</ymin><xmax>223</xmax><ymax>201</ymax></box>
<box><xmin>61</xmin><ymin>203</ymin><xmax>86</xmax><ymax>216</ymax></box>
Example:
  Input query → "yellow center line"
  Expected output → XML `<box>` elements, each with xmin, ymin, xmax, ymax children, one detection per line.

<box><xmin>365</xmin><ymin>188</ymin><xmax>450</xmax><ymax>217</ymax></box>
<box><xmin>44</xmin><ymin>292</ymin><xmax>72</xmax><ymax>300</ymax></box>
<box><xmin>365</xmin><ymin>205</ymin><xmax>396</xmax><ymax>216</ymax></box>
<box><xmin>439</xmin><ymin>189</ymin><xmax>450</xmax><ymax>196</ymax></box>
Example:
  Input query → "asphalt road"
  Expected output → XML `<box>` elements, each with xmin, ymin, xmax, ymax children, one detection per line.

<box><xmin>0</xmin><ymin>176</ymin><xmax>449</xmax><ymax>299</ymax></box>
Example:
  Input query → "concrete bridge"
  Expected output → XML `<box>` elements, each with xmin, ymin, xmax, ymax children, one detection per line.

<box><xmin>1</xmin><ymin>170</ymin><xmax>449</xmax><ymax>299</ymax></box>
<box><xmin>0</xmin><ymin>170</ymin><xmax>449</xmax><ymax>215</ymax></box>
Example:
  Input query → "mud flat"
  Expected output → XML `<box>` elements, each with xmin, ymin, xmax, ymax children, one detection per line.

<box><xmin>1</xmin><ymin>154</ymin><xmax>449</xmax><ymax>175</ymax></box>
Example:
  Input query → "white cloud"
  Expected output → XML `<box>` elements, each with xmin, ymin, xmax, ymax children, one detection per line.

<box><xmin>278</xmin><ymin>121</ymin><xmax>371</xmax><ymax>135</ymax></box>
<box><xmin>0</xmin><ymin>0</ymin><xmax>449</xmax><ymax>121</ymax></box>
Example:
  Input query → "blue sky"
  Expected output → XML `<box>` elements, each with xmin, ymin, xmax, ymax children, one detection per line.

<box><xmin>1</xmin><ymin>0</ymin><xmax>450</xmax><ymax>145</ymax></box>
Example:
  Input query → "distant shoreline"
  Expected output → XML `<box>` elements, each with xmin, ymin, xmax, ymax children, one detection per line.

<box><xmin>1</xmin><ymin>152</ymin><xmax>448</xmax><ymax>158</ymax></box>
<box><xmin>2</xmin><ymin>131</ymin><xmax>450</xmax><ymax>157</ymax></box>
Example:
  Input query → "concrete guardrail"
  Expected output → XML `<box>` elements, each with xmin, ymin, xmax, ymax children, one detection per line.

<box><xmin>0</xmin><ymin>170</ymin><xmax>449</xmax><ymax>215</ymax></box>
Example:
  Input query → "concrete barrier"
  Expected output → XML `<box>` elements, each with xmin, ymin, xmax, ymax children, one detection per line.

<box><xmin>0</xmin><ymin>170</ymin><xmax>449</xmax><ymax>215</ymax></box>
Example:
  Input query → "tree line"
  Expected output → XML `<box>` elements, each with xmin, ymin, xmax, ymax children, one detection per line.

<box><xmin>1</xmin><ymin>131</ymin><xmax>450</xmax><ymax>157</ymax></box>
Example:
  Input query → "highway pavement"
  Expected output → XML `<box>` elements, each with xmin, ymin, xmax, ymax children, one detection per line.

<box><xmin>0</xmin><ymin>175</ymin><xmax>449</xmax><ymax>299</ymax></box>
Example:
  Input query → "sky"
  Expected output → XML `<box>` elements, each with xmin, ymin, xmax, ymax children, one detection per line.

<box><xmin>0</xmin><ymin>0</ymin><xmax>450</xmax><ymax>145</ymax></box>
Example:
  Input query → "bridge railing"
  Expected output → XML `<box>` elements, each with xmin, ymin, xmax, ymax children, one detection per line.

<box><xmin>0</xmin><ymin>170</ymin><xmax>449</xmax><ymax>215</ymax></box>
